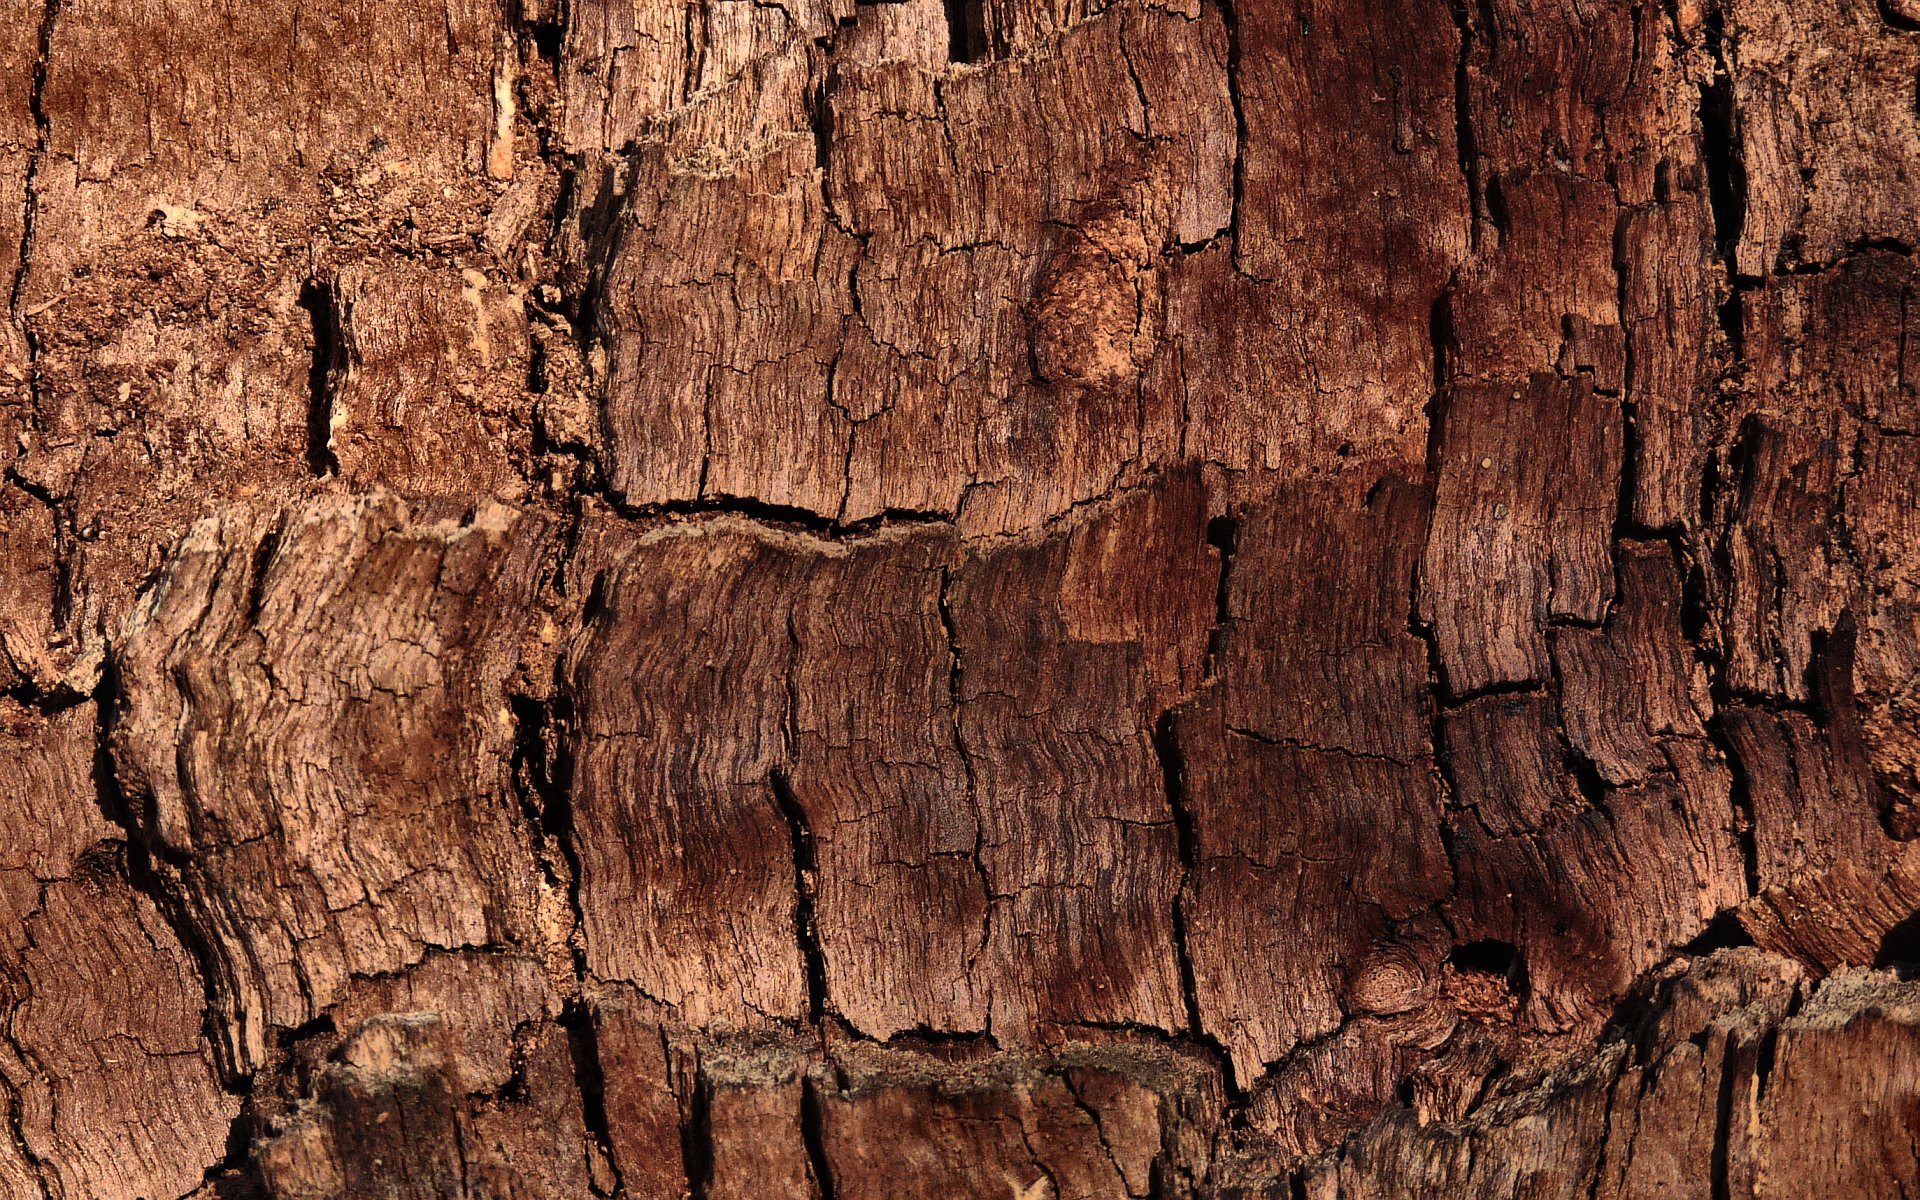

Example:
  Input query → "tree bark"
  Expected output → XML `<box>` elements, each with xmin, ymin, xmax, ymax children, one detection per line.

<box><xmin>0</xmin><ymin>0</ymin><xmax>1917</xmax><ymax>1196</ymax></box>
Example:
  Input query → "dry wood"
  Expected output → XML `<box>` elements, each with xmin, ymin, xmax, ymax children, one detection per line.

<box><xmin>0</xmin><ymin>0</ymin><xmax>1916</xmax><ymax>1196</ymax></box>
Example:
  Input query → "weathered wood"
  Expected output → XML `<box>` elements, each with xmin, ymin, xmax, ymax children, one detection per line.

<box><xmin>0</xmin><ymin>0</ymin><xmax>1917</xmax><ymax>1195</ymax></box>
<box><xmin>111</xmin><ymin>496</ymin><xmax>564</xmax><ymax>1076</ymax></box>
<box><xmin>0</xmin><ymin>704</ymin><xmax>237</xmax><ymax>1200</ymax></box>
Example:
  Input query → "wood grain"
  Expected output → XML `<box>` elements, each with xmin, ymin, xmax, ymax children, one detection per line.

<box><xmin>0</xmin><ymin>0</ymin><xmax>1915</xmax><ymax>1194</ymax></box>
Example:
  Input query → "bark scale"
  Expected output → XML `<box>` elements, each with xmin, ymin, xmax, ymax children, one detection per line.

<box><xmin>0</xmin><ymin>0</ymin><xmax>1916</xmax><ymax>1196</ymax></box>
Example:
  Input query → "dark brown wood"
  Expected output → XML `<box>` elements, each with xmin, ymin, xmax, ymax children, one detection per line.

<box><xmin>0</xmin><ymin>0</ymin><xmax>1917</xmax><ymax>1196</ymax></box>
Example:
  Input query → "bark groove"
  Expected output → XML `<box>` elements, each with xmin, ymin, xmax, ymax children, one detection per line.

<box><xmin>0</xmin><ymin>0</ymin><xmax>1916</xmax><ymax>1196</ymax></box>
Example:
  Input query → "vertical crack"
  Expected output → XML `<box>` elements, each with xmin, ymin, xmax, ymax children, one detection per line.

<box><xmin>1413</xmin><ymin>300</ymin><xmax>1466</xmax><ymax>907</ymax></box>
<box><xmin>1445</xmin><ymin>0</ymin><xmax>1482</xmax><ymax>245</ymax></box>
<box><xmin>2</xmin><ymin>473</ymin><xmax>73</xmax><ymax>638</ymax></box>
<box><xmin>1202</xmin><ymin>515</ymin><xmax>1238</xmax><ymax>680</ymax></box>
<box><xmin>1216</xmin><ymin>0</ymin><xmax>1246</xmax><ymax>260</ymax></box>
<box><xmin>560</xmin><ymin>998</ymin><xmax>625</xmax><ymax>1199</ymax></box>
<box><xmin>7</xmin><ymin>0</ymin><xmax>61</xmax><ymax>590</ymax></box>
<box><xmin>1416</xmin><ymin>270</ymin><xmax>1456</xmax><ymax>682</ymax></box>
<box><xmin>800</xmin><ymin>1072</ymin><xmax>839</xmax><ymax>1200</ymax></box>
<box><xmin>1713</xmin><ymin>711</ymin><xmax>1763</xmax><ymax>898</ymax></box>
<box><xmin>943</xmin><ymin>0</ymin><xmax>988</xmax><ymax>63</ymax></box>
<box><xmin>90</xmin><ymin>651</ymin><xmax>258</xmax><ymax>1097</ymax></box>
<box><xmin>1707</xmin><ymin>1030</ymin><xmax>1741</xmax><ymax>1200</ymax></box>
<box><xmin>509</xmin><ymin>691</ymin><xmax>590</xmax><ymax>978</ymax></box>
<box><xmin>776</xmin><ymin>603</ymin><xmax>828</xmax><ymax>1024</ymax></box>
<box><xmin>2</xmin><ymin>1097</ymin><xmax>50</xmax><ymax>1200</ymax></box>
<box><xmin>1700</xmin><ymin>7</ymin><xmax>1747</xmax><ymax>267</ymax></box>
<box><xmin>772</xmin><ymin>767</ymin><xmax>828</xmax><ymax>1024</ymax></box>
<box><xmin>1155</xmin><ymin>713</ymin><xmax>1209</xmax><ymax>1053</ymax></box>
<box><xmin>681</xmin><ymin>0</ymin><xmax>705</xmax><ymax>104</ymax></box>
<box><xmin>1415</xmin><ymin>280</ymin><xmax>1457</xmax><ymax>712</ymax></box>
<box><xmin>9</xmin><ymin>0</ymin><xmax>59</xmax><ymax>319</ymax></box>
<box><xmin>684</xmin><ymin>1072</ymin><xmax>714</xmax><ymax>1200</ymax></box>
<box><xmin>1612</xmin><ymin>204</ymin><xmax>1651</xmax><ymax>537</ymax></box>
<box><xmin>1700</xmin><ymin>1</ymin><xmax>1749</xmax><ymax>358</ymax></box>
<box><xmin>1152</xmin><ymin>518</ymin><xmax>1243</xmax><ymax>1101</ymax></box>
<box><xmin>1425</xmin><ymin>275</ymin><xmax>1459</xmax><ymax>479</ymax></box>
<box><xmin>509</xmin><ymin>678</ymin><xmax>628</xmax><ymax>1192</ymax></box>
<box><xmin>936</xmin><ymin>565</ymin><xmax>994</xmax><ymax>1014</ymax></box>
<box><xmin>810</xmin><ymin>41</ymin><xmax>844</xmax><ymax>234</ymax></box>
<box><xmin>0</xmin><ymin>947</ymin><xmax>53</xmax><ymax>1200</ymax></box>
<box><xmin>1059</xmin><ymin>1070</ymin><xmax>1133</xmax><ymax>1195</ymax></box>
<box><xmin>1583</xmin><ymin>1041</ymin><xmax>1629</xmax><ymax>1199</ymax></box>
<box><xmin>1693</xmin><ymin>413</ymin><xmax>1764</xmax><ymax>899</ymax></box>
<box><xmin>296</xmin><ymin>280</ymin><xmax>341</xmax><ymax>478</ymax></box>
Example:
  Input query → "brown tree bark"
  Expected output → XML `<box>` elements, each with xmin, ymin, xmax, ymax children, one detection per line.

<box><xmin>1</xmin><ymin>0</ymin><xmax>1917</xmax><ymax>1196</ymax></box>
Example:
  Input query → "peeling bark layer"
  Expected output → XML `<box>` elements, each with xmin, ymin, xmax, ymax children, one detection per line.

<box><xmin>0</xmin><ymin>0</ymin><xmax>1917</xmax><ymax>1196</ymax></box>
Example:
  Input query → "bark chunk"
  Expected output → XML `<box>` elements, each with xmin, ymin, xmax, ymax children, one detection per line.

<box><xmin>113</xmin><ymin>495</ymin><xmax>556</xmax><ymax>1073</ymax></box>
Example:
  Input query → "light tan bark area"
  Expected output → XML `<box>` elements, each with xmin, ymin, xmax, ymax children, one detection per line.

<box><xmin>0</xmin><ymin>0</ymin><xmax>1917</xmax><ymax>1196</ymax></box>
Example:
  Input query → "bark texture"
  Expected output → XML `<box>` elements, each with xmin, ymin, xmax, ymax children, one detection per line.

<box><xmin>0</xmin><ymin>0</ymin><xmax>1917</xmax><ymax>1196</ymax></box>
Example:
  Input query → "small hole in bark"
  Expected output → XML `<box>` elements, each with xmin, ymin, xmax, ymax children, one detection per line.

<box><xmin>1700</xmin><ymin>13</ymin><xmax>1748</xmax><ymax>265</ymax></box>
<box><xmin>1876</xmin><ymin>909</ymin><xmax>1920</xmax><ymax>973</ymax></box>
<box><xmin>1484</xmin><ymin>175</ymin><xmax>1511</xmax><ymax>238</ymax></box>
<box><xmin>278</xmin><ymin>1013</ymin><xmax>337</xmax><ymax>1049</ymax></box>
<box><xmin>1880</xmin><ymin>0</ymin><xmax>1920</xmax><ymax>32</ymax></box>
<box><xmin>580</xmin><ymin>569</ymin><xmax>610</xmax><ymax>626</ymax></box>
<box><xmin>1205</xmin><ymin>515</ymin><xmax>1238</xmax><ymax>558</ymax></box>
<box><xmin>1568</xmin><ymin>751</ymin><xmax>1609</xmax><ymax>807</ymax></box>
<box><xmin>527</xmin><ymin>17</ymin><xmax>563</xmax><ymax>60</ymax></box>
<box><xmin>1450</xmin><ymin>938</ymin><xmax>1520</xmax><ymax>978</ymax></box>
<box><xmin>1684</xmin><ymin>910</ymin><xmax>1756</xmax><ymax>955</ymax></box>
<box><xmin>1446</xmin><ymin>939</ymin><xmax>1528</xmax><ymax>1017</ymax></box>
<box><xmin>942</xmin><ymin>0</ymin><xmax>988</xmax><ymax>62</ymax></box>
<box><xmin>296</xmin><ymin>280</ymin><xmax>340</xmax><ymax>478</ymax></box>
<box><xmin>72</xmin><ymin>841</ymin><xmax>126</xmax><ymax>880</ymax></box>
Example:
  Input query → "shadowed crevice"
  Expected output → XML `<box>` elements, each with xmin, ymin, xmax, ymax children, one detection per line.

<box><xmin>772</xmin><ymin>768</ymin><xmax>829</xmax><ymax>1024</ymax></box>
<box><xmin>942</xmin><ymin>0</ymin><xmax>987</xmax><ymax>62</ymax></box>
<box><xmin>296</xmin><ymin>280</ymin><xmax>342</xmax><ymax>478</ymax></box>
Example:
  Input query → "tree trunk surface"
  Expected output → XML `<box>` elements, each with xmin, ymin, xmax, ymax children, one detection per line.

<box><xmin>0</xmin><ymin>0</ymin><xmax>1917</xmax><ymax>1196</ymax></box>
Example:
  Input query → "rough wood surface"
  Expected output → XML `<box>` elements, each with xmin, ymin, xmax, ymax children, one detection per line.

<box><xmin>0</xmin><ymin>0</ymin><xmax>1917</xmax><ymax>1196</ymax></box>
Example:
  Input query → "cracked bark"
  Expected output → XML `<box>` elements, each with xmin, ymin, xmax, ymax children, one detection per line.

<box><xmin>1</xmin><ymin>0</ymin><xmax>1919</xmax><ymax>1197</ymax></box>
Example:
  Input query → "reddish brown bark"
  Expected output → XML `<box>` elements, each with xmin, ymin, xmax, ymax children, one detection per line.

<box><xmin>0</xmin><ymin>0</ymin><xmax>1917</xmax><ymax>1196</ymax></box>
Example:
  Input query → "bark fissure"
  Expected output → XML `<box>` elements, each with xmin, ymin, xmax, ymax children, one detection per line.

<box><xmin>936</xmin><ymin>564</ymin><xmax>994</xmax><ymax>1009</ymax></box>
<box><xmin>0</xmin><ymin>1032</ymin><xmax>51</xmax><ymax>1200</ymax></box>
<box><xmin>773</xmin><ymin>767</ymin><xmax>828</xmax><ymax>1025</ymax></box>
<box><xmin>1707</xmin><ymin>1030</ymin><xmax>1739</xmax><ymax>1200</ymax></box>
<box><xmin>8</xmin><ymin>0</ymin><xmax>57</xmax><ymax>318</ymax></box>
<box><xmin>1700</xmin><ymin>5</ymin><xmax>1747</xmax><ymax>276</ymax></box>
<box><xmin>1216</xmin><ymin>0</ymin><xmax>1246</xmax><ymax>259</ymax></box>
<box><xmin>295</xmin><ymin>280</ymin><xmax>340</xmax><ymax>478</ymax></box>
<box><xmin>800</xmin><ymin>1073</ymin><xmax>839</xmax><ymax>1200</ymax></box>
<box><xmin>1445</xmin><ymin>0</ymin><xmax>1481</xmax><ymax>245</ymax></box>
<box><xmin>6</xmin><ymin>0</ymin><xmax>1920</xmax><ymax>1193</ymax></box>
<box><xmin>89</xmin><ymin>657</ymin><xmax>245</xmax><ymax>1083</ymax></box>
<box><xmin>561</xmin><ymin>999</ymin><xmax>626</xmax><ymax>1199</ymax></box>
